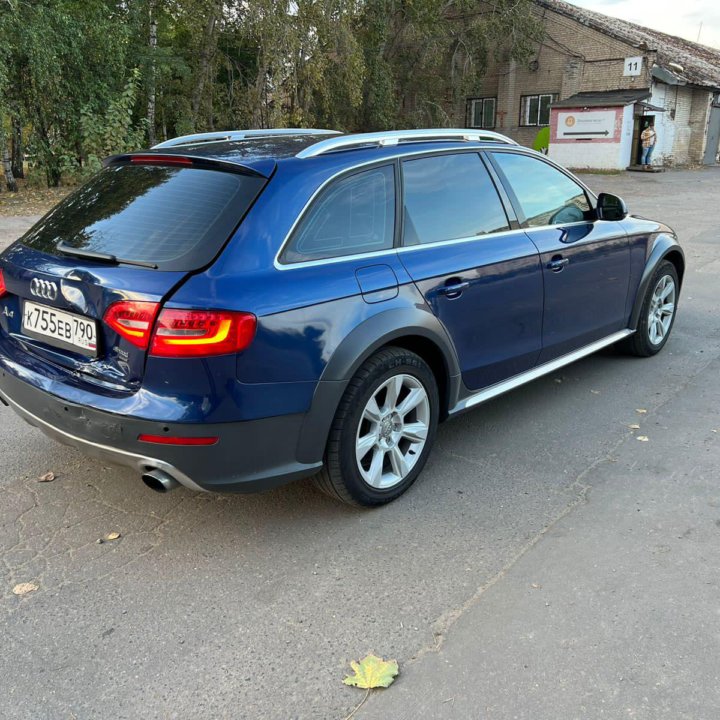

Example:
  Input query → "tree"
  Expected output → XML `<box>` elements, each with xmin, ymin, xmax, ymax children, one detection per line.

<box><xmin>0</xmin><ymin>0</ymin><xmax>542</xmax><ymax>188</ymax></box>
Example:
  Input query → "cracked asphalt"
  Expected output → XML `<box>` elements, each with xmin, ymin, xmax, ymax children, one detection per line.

<box><xmin>1</xmin><ymin>167</ymin><xmax>719</xmax><ymax>719</ymax></box>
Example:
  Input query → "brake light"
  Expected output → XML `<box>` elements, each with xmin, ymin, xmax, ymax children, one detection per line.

<box><xmin>138</xmin><ymin>434</ymin><xmax>218</xmax><ymax>446</ymax></box>
<box><xmin>149</xmin><ymin>309</ymin><xmax>256</xmax><ymax>357</ymax></box>
<box><xmin>104</xmin><ymin>301</ymin><xmax>160</xmax><ymax>349</ymax></box>
<box><xmin>0</xmin><ymin>269</ymin><xmax>6</xmax><ymax>298</ymax></box>
<box><xmin>130</xmin><ymin>155</ymin><xmax>193</xmax><ymax>166</ymax></box>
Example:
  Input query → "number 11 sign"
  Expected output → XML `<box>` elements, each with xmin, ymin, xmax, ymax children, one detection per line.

<box><xmin>624</xmin><ymin>56</ymin><xmax>643</xmax><ymax>76</ymax></box>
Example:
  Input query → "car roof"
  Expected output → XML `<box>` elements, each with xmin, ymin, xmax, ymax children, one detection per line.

<box><xmin>128</xmin><ymin>129</ymin><xmax>526</xmax><ymax>177</ymax></box>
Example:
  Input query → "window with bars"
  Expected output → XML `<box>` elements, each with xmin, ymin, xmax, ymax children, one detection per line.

<box><xmin>520</xmin><ymin>94</ymin><xmax>555</xmax><ymax>127</ymax></box>
<box><xmin>468</xmin><ymin>97</ymin><xmax>497</xmax><ymax>129</ymax></box>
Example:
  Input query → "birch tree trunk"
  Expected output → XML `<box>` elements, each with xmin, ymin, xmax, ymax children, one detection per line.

<box><xmin>147</xmin><ymin>2</ymin><xmax>157</xmax><ymax>147</ymax></box>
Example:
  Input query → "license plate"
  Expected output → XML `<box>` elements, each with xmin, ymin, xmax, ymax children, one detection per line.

<box><xmin>22</xmin><ymin>300</ymin><xmax>98</xmax><ymax>357</ymax></box>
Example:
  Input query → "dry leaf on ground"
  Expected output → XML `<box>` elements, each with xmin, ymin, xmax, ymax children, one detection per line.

<box><xmin>105</xmin><ymin>532</ymin><xmax>121</xmax><ymax>541</ymax></box>
<box><xmin>628</xmin><ymin>424</ymin><xmax>641</xmax><ymax>430</ymax></box>
<box><xmin>12</xmin><ymin>582</ymin><xmax>39</xmax><ymax>596</ymax></box>
<box><xmin>636</xmin><ymin>408</ymin><xmax>648</xmax><ymax>414</ymax></box>
<box><xmin>0</xmin><ymin>185</ymin><xmax>72</xmax><ymax>217</ymax></box>
<box><xmin>38</xmin><ymin>471</ymin><xmax>56</xmax><ymax>482</ymax></box>
<box><xmin>636</xmin><ymin>436</ymin><xmax>650</xmax><ymax>442</ymax></box>
<box><xmin>343</xmin><ymin>654</ymin><xmax>399</xmax><ymax>689</ymax></box>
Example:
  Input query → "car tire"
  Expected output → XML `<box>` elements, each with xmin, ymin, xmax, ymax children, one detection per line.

<box><xmin>622</xmin><ymin>260</ymin><xmax>679</xmax><ymax>357</ymax></box>
<box><xmin>313</xmin><ymin>347</ymin><xmax>439</xmax><ymax>507</ymax></box>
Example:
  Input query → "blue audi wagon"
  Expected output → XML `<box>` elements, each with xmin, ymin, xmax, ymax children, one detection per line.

<box><xmin>0</xmin><ymin>129</ymin><xmax>683</xmax><ymax>506</ymax></box>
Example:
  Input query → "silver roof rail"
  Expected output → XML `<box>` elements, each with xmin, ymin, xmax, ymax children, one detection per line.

<box><xmin>153</xmin><ymin>128</ymin><xmax>341</xmax><ymax>149</ymax></box>
<box><xmin>295</xmin><ymin>128</ymin><xmax>518</xmax><ymax>158</ymax></box>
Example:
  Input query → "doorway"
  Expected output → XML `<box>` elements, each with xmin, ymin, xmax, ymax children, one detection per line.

<box><xmin>703</xmin><ymin>105</ymin><xmax>720</xmax><ymax>165</ymax></box>
<box><xmin>633</xmin><ymin>115</ymin><xmax>655</xmax><ymax>165</ymax></box>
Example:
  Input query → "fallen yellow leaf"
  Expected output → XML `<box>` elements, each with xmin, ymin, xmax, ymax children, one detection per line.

<box><xmin>38</xmin><ymin>471</ymin><xmax>55</xmax><ymax>483</ymax></box>
<box><xmin>12</xmin><ymin>582</ymin><xmax>39</xmax><ymax>596</ymax></box>
<box><xmin>628</xmin><ymin>424</ymin><xmax>641</xmax><ymax>430</ymax></box>
<box><xmin>636</xmin><ymin>408</ymin><xmax>648</xmax><ymax>414</ymax></box>
<box><xmin>343</xmin><ymin>654</ymin><xmax>399</xmax><ymax>689</ymax></box>
<box><xmin>105</xmin><ymin>532</ymin><xmax>121</xmax><ymax>541</ymax></box>
<box><xmin>636</xmin><ymin>436</ymin><xmax>649</xmax><ymax>442</ymax></box>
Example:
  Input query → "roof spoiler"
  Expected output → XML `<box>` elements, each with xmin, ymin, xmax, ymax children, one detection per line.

<box><xmin>103</xmin><ymin>152</ymin><xmax>271</xmax><ymax>178</ymax></box>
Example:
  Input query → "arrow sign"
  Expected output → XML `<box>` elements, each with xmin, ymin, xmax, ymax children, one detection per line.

<box><xmin>563</xmin><ymin>130</ymin><xmax>610</xmax><ymax>136</ymax></box>
<box><xmin>557</xmin><ymin>110</ymin><xmax>617</xmax><ymax>140</ymax></box>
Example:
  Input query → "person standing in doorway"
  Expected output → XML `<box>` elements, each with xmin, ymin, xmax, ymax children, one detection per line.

<box><xmin>640</xmin><ymin>119</ymin><xmax>657</xmax><ymax>168</ymax></box>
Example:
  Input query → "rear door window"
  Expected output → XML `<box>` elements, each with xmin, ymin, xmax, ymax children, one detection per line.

<box><xmin>20</xmin><ymin>164</ymin><xmax>265</xmax><ymax>271</ymax></box>
<box><xmin>491</xmin><ymin>152</ymin><xmax>592</xmax><ymax>227</ymax></box>
<box><xmin>401</xmin><ymin>153</ymin><xmax>510</xmax><ymax>245</ymax></box>
<box><xmin>282</xmin><ymin>165</ymin><xmax>395</xmax><ymax>264</ymax></box>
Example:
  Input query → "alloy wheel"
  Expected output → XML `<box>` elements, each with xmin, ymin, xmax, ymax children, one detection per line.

<box><xmin>647</xmin><ymin>274</ymin><xmax>676</xmax><ymax>346</ymax></box>
<box><xmin>355</xmin><ymin>373</ymin><xmax>431</xmax><ymax>489</ymax></box>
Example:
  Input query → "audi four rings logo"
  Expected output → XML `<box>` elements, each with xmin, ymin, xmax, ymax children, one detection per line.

<box><xmin>30</xmin><ymin>278</ymin><xmax>58</xmax><ymax>301</ymax></box>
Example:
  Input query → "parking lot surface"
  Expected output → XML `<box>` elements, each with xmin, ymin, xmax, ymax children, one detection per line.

<box><xmin>1</xmin><ymin>167</ymin><xmax>719</xmax><ymax>719</ymax></box>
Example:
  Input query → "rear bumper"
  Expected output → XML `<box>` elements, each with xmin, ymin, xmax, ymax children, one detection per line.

<box><xmin>0</xmin><ymin>368</ymin><xmax>322</xmax><ymax>493</ymax></box>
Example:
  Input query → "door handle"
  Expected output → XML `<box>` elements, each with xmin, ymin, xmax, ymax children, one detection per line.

<box><xmin>438</xmin><ymin>281</ymin><xmax>469</xmax><ymax>298</ymax></box>
<box><xmin>547</xmin><ymin>256</ymin><xmax>570</xmax><ymax>273</ymax></box>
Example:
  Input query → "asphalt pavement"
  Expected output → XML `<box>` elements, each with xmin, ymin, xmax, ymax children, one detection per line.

<box><xmin>1</xmin><ymin>167</ymin><xmax>719</xmax><ymax>720</ymax></box>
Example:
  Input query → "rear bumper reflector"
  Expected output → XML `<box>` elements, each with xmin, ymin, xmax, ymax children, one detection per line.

<box><xmin>138</xmin><ymin>434</ymin><xmax>219</xmax><ymax>446</ymax></box>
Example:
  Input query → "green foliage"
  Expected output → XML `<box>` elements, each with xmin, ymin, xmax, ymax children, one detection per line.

<box><xmin>79</xmin><ymin>69</ymin><xmax>147</xmax><ymax>179</ymax></box>
<box><xmin>0</xmin><ymin>0</ymin><xmax>134</xmax><ymax>185</ymax></box>
<box><xmin>1</xmin><ymin>0</ymin><xmax>542</xmax><ymax>187</ymax></box>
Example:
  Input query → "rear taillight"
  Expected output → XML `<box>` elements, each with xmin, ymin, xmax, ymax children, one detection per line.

<box><xmin>0</xmin><ymin>269</ymin><xmax>6</xmax><ymax>298</ymax></box>
<box><xmin>149</xmin><ymin>309</ymin><xmax>256</xmax><ymax>358</ymax></box>
<box><xmin>104</xmin><ymin>301</ymin><xmax>160</xmax><ymax>349</ymax></box>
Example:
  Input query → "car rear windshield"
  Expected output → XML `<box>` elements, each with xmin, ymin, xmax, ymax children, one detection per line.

<box><xmin>20</xmin><ymin>164</ymin><xmax>266</xmax><ymax>271</ymax></box>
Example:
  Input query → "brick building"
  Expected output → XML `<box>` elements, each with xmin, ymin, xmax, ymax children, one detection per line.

<box><xmin>467</xmin><ymin>0</ymin><xmax>720</xmax><ymax>169</ymax></box>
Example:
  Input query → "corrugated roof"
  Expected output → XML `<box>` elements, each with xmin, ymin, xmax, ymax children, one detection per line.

<box><xmin>536</xmin><ymin>0</ymin><xmax>720</xmax><ymax>91</ymax></box>
<box><xmin>552</xmin><ymin>89</ymin><xmax>651</xmax><ymax>107</ymax></box>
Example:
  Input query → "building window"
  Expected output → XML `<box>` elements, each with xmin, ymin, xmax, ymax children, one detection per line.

<box><xmin>520</xmin><ymin>94</ymin><xmax>555</xmax><ymax>126</ymax></box>
<box><xmin>469</xmin><ymin>97</ymin><xmax>496</xmax><ymax>129</ymax></box>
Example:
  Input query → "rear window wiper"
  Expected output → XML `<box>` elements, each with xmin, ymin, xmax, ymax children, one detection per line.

<box><xmin>56</xmin><ymin>241</ymin><xmax>159</xmax><ymax>269</ymax></box>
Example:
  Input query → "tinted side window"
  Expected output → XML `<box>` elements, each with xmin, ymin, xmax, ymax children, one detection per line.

<box><xmin>492</xmin><ymin>152</ymin><xmax>591</xmax><ymax>227</ymax></box>
<box><xmin>283</xmin><ymin>165</ymin><xmax>395</xmax><ymax>263</ymax></box>
<box><xmin>402</xmin><ymin>153</ymin><xmax>509</xmax><ymax>245</ymax></box>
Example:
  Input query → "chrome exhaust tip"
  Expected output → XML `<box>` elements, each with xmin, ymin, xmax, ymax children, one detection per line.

<box><xmin>142</xmin><ymin>468</ymin><xmax>181</xmax><ymax>493</ymax></box>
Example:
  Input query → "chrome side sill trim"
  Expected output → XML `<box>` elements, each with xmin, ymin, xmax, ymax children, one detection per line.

<box><xmin>0</xmin><ymin>389</ymin><xmax>206</xmax><ymax>492</ymax></box>
<box><xmin>450</xmin><ymin>329</ymin><xmax>634</xmax><ymax>414</ymax></box>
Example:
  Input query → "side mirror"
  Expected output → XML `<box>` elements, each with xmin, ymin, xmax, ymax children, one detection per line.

<box><xmin>596</xmin><ymin>193</ymin><xmax>628</xmax><ymax>221</ymax></box>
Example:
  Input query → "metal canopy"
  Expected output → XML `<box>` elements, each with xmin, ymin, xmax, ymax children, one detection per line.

<box><xmin>552</xmin><ymin>89</ymin><xmax>652</xmax><ymax>108</ymax></box>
